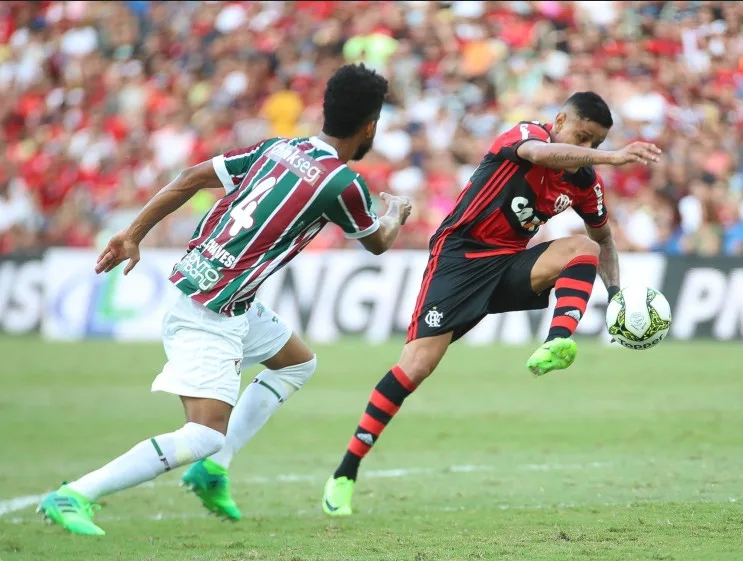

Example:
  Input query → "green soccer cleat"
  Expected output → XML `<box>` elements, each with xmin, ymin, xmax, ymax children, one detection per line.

<box><xmin>181</xmin><ymin>458</ymin><xmax>241</xmax><ymax>521</ymax></box>
<box><xmin>322</xmin><ymin>476</ymin><xmax>354</xmax><ymax>517</ymax></box>
<box><xmin>37</xmin><ymin>484</ymin><xmax>105</xmax><ymax>536</ymax></box>
<box><xmin>526</xmin><ymin>337</ymin><xmax>578</xmax><ymax>377</ymax></box>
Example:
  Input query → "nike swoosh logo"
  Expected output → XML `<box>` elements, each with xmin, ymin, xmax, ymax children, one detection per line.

<box><xmin>324</xmin><ymin>498</ymin><xmax>339</xmax><ymax>512</ymax></box>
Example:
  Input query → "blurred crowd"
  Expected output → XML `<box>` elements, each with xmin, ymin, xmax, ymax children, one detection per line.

<box><xmin>1</xmin><ymin>1</ymin><xmax>742</xmax><ymax>256</ymax></box>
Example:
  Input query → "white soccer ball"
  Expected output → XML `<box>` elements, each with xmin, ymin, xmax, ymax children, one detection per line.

<box><xmin>605</xmin><ymin>285</ymin><xmax>672</xmax><ymax>350</ymax></box>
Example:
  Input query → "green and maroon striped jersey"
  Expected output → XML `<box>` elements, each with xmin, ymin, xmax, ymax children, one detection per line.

<box><xmin>169</xmin><ymin>136</ymin><xmax>379</xmax><ymax>316</ymax></box>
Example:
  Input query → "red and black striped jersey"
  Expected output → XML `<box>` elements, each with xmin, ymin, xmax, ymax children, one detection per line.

<box><xmin>430</xmin><ymin>122</ymin><xmax>608</xmax><ymax>258</ymax></box>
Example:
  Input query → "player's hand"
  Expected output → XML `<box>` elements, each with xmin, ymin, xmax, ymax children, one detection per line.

<box><xmin>609</xmin><ymin>142</ymin><xmax>662</xmax><ymax>166</ymax></box>
<box><xmin>380</xmin><ymin>192</ymin><xmax>412</xmax><ymax>225</ymax></box>
<box><xmin>95</xmin><ymin>230</ymin><xmax>140</xmax><ymax>275</ymax></box>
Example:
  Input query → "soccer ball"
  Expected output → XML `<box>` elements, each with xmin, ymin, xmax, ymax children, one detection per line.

<box><xmin>605</xmin><ymin>285</ymin><xmax>672</xmax><ymax>350</ymax></box>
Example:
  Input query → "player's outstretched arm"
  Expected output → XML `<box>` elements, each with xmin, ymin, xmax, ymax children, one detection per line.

<box><xmin>516</xmin><ymin>140</ymin><xmax>661</xmax><ymax>170</ymax></box>
<box><xmin>586</xmin><ymin>222</ymin><xmax>620</xmax><ymax>300</ymax></box>
<box><xmin>358</xmin><ymin>193</ymin><xmax>412</xmax><ymax>255</ymax></box>
<box><xmin>95</xmin><ymin>161</ymin><xmax>223</xmax><ymax>275</ymax></box>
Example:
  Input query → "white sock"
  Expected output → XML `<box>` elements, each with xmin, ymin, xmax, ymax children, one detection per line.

<box><xmin>68</xmin><ymin>422</ymin><xmax>224</xmax><ymax>501</ymax></box>
<box><xmin>210</xmin><ymin>357</ymin><xmax>316</xmax><ymax>468</ymax></box>
<box><xmin>209</xmin><ymin>371</ymin><xmax>286</xmax><ymax>468</ymax></box>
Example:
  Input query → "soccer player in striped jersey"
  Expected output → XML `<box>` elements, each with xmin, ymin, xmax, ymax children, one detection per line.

<box><xmin>322</xmin><ymin>92</ymin><xmax>662</xmax><ymax>516</ymax></box>
<box><xmin>38</xmin><ymin>64</ymin><xmax>411</xmax><ymax>536</ymax></box>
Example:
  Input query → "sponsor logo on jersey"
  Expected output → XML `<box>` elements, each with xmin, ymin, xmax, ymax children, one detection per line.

<box><xmin>425</xmin><ymin>307</ymin><xmax>444</xmax><ymax>328</ymax></box>
<box><xmin>554</xmin><ymin>193</ymin><xmax>572</xmax><ymax>213</ymax></box>
<box><xmin>511</xmin><ymin>196</ymin><xmax>544</xmax><ymax>231</ymax></box>
<box><xmin>267</xmin><ymin>141</ymin><xmax>325</xmax><ymax>186</ymax></box>
<box><xmin>175</xmin><ymin>249</ymin><xmax>223</xmax><ymax>291</ymax></box>
<box><xmin>200</xmin><ymin>239</ymin><xmax>236</xmax><ymax>267</ymax></box>
<box><xmin>594</xmin><ymin>183</ymin><xmax>604</xmax><ymax>216</ymax></box>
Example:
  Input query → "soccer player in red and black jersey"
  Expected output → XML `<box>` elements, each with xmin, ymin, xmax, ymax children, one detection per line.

<box><xmin>322</xmin><ymin>92</ymin><xmax>662</xmax><ymax>516</ymax></box>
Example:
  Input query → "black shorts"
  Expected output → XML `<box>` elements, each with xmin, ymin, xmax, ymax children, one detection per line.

<box><xmin>407</xmin><ymin>241</ymin><xmax>553</xmax><ymax>342</ymax></box>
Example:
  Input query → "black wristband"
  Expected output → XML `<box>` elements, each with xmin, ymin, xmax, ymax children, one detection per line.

<box><xmin>607</xmin><ymin>286</ymin><xmax>620</xmax><ymax>302</ymax></box>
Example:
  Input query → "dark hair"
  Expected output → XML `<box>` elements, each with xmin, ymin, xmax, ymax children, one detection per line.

<box><xmin>322</xmin><ymin>64</ymin><xmax>389</xmax><ymax>138</ymax></box>
<box><xmin>565</xmin><ymin>91</ymin><xmax>613</xmax><ymax>129</ymax></box>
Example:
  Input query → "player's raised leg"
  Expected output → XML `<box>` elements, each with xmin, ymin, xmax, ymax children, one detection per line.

<box><xmin>38</xmin><ymin>396</ymin><xmax>228</xmax><ymax>536</ymax></box>
<box><xmin>323</xmin><ymin>333</ymin><xmax>451</xmax><ymax>516</ymax></box>
<box><xmin>183</xmin><ymin>310</ymin><xmax>317</xmax><ymax>521</ymax></box>
<box><xmin>526</xmin><ymin>235</ymin><xmax>600</xmax><ymax>376</ymax></box>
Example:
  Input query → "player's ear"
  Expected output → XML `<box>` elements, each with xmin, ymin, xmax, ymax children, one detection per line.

<box><xmin>554</xmin><ymin>112</ymin><xmax>567</xmax><ymax>133</ymax></box>
<box><xmin>364</xmin><ymin>120</ymin><xmax>377</xmax><ymax>139</ymax></box>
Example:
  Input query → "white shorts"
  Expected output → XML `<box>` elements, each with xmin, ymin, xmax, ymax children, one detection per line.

<box><xmin>151</xmin><ymin>292</ymin><xmax>293</xmax><ymax>406</ymax></box>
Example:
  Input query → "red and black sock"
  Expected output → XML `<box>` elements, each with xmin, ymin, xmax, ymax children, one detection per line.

<box><xmin>546</xmin><ymin>254</ymin><xmax>599</xmax><ymax>342</ymax></box>
<box><xmin>334</xmin><ymin>366</ymin><xmax>417</xmax><ymax>481</ymax></box>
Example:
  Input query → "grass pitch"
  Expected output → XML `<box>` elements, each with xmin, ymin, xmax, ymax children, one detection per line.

<box><xmin>1</xmin><ymin>336</ymin><xmax>742</xmax><ymax>560</ymax></box>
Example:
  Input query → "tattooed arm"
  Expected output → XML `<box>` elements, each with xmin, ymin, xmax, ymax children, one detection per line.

<box><xmin>516</xmin><ymin>140</ymin><xmax>661</xmax><ymax>171</ymax></box>
<box><xmin>586</xmin><ymin>222</ymin><xmax>620</xmax><ymax>300</ymax></box>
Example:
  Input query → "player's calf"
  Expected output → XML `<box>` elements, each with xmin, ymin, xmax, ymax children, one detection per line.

<box><xmin>333</xmin><ymin>363</ymin><xmax>419</xmax><ymax>483</ymax></box>
<box><xmin>338</xmin><ymin>335</ymin><xmax>448</xmax><ymax>479</ymax></box>
<box><xmin>526</xmin><ymin>236</ymin><xmax>600</xmax><ymax>376</ymax></box>
<box><xmin>530</xmin><ymin>235</ymin><xmax>599</xmax><ymax>341</ymax></box>
<box><xmin>324</xmin><ymin>335</ymin><xmax>450</xmax><ymax>516</ymax></box>
<box><xmin>209</xmin><ymin>355</ymin><xmax>318</xmax><ymax>469</ymax></box>
<box><xmin>65</xmin><ymin>422</ymin><xmax>226</xmax><ymax>503</ymax></box>
<box><xmin>41</xmin><ymin>421</ymin><xmax>225</xmax><ymax>535</ymax></box>
<box><xmin>545</xmin><ymin>238</ymin><xmax>599</xmax><ymax>341</ymax></box>
<box><xmin>183</xmin><ymin>350</ymin><xmax>317</xmax><ymax>521</ymax></box>
<box><xmin>546</xmin><ymin>252</ymin><xmax>599</xmax><ymax>342</ymax></box>
<box><xmin>323</xmin><ymin>362</ymin><xmax>419</xmax><ymax>516</ymax></box>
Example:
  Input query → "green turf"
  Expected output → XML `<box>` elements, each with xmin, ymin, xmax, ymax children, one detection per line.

<box><xmin>1</xmin><ymin>336</ymin><xmax>742</xmax><ymax>560</ymax></box>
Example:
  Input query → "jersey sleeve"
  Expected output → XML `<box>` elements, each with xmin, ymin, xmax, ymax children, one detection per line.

<box><xmin>323</xmin><ymin>174</ymin><xmax>380</xmax><ymax>239</ymax></box>
<box><xmin>573</xmin><ymin>172</ymin><xmax>609</xmax><ymax>228</ymax></box>
<box><xmin>211</xmin><ymin>143</ymin><xmax>263</xmax><ymax>194</ymax></box>
<box><xmin>490</xmin><ymin>122</ymin><xmax>551</xmax><ymax>164</ymax></box>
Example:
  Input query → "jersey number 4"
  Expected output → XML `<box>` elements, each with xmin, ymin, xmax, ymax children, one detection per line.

<box><xmin>228</xmin><ymin>177</ymin><xmax>277</xmax><ymax>236</ymax></box>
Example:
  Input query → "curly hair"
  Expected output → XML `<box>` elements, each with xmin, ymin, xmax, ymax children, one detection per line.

<box><xmin>565</xmin><ymin>91</ymin><xmax>614</xmax><ymax>129</ymax></box>
<box><xmin>322</xmin><ymin>64</ymin><xmax>389</xmax><ymax>138</ymax></box>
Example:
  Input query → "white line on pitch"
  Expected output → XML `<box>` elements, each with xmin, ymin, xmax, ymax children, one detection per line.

<box><xmin>4</xmin><ymin>503</ymin><xmax>593</xmax><ymax>524</ymax></box>
<box><xmin>0</xmin><ymin>461</ymin><xmax>611</xmax><ymax>518</ymax></box>
<box><xmin>151</xmin><ymin>461</ymin><xmax>611</xmax><ymax>487</ymax></box>
<box><xmin>7</xmin><ymin>496</ymin><xmax>735</xmax><ymax>526</ymax></box>
<box><xmin>0</xmin><ymin>495</ymin><xmax>46</xmax><ymax>517</ymax></box>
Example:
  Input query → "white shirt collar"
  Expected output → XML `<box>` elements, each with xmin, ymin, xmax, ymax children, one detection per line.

<box><xmin>309</xmin><ymin>136</ymin><xmax>339</xmax><ymax>158</ymax></box>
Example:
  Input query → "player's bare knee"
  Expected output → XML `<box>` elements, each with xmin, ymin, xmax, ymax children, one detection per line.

<box><xmin>401</xmin><ymin>361</ymin><xmax>433</xmax><ymax>385</ymax></box>
<box><xmin>398</xmin><ymin>334</ymin><xmax>451</xmax><ymax>384</ymax></box>
<box><xmin>188</xmin><ymin>413</ymin><xmax>229</xmax><ymax>435</ymax></box>
<box><xmin>398</xmin><ymin>345</ymin><xmax>440</xmax><ymax>385</ymax></box>
<box><xmin>262</xmin><ymin>334</ymin><xmax>315</xmax><ymax>371</ymax></box>
<box><xmin>181</xmin><ymin>396</ymin><xmax>232</xmax><ymax>435</ymax></box>
<box><xmin>564</xmin><ymin>235</ymin><xmax>600</xmax><ymax>259</ymax></box>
